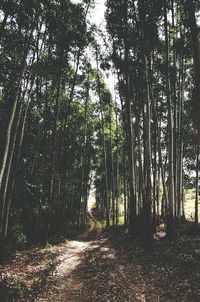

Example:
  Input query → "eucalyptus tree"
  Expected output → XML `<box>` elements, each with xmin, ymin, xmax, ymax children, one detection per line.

<box><xmin>0</xmin><ymin>0</ymin><xmax>47</xmax><ymax>244</ymax></box>
<box><xmin>105</xmin><ymin>0</ymin><xmax>200</xmax><ymax>242</ymax></box>
<box><xmin>185</xmin><ymin>0</ymin><xmax>200</xmax><ymax>225</ymax></box>
<box><xmin>0</xmin><ymin>0</ymin><xmax>96</xmax><ymax>246</ymax></box>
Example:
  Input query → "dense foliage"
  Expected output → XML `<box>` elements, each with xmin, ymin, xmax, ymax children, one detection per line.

<box><xmin>0</xmin><ymin>0</ymin><xmax>200</xmax><ymax>252</ymax></box>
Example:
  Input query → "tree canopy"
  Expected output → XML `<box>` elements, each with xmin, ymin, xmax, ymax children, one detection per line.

<box><xmin>0</xmin><ymin>0</ymin><xmax>200</xmax><ymax>252</ymax></box>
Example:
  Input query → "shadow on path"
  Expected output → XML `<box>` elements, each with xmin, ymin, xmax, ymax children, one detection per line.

<box><xmin>37</xmin><ymin>213</ymin><xmax>200</xmax><ymax>302</ymax></box>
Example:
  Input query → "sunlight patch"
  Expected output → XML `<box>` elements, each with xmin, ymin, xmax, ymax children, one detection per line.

<box><xmin>100</xmin><ymin>247</ymin><xmax>110</xmax><ymax>252</ymax></box>
<box><xmin>102</xmin><ymin>253</ymin><xmax>116</xmax><ymax>260</ymax></box>
<box><xmin>54</xmin><ymin>240</ymin><xmax>90</xmax><ymax>278</ymax></box>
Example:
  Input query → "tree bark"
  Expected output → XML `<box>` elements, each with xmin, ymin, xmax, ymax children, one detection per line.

<box><xmin>195</xmin><ymin>132</ymin><xmax>200</xmax><ymax>225</ymax></box>
<box><xmin>164</xmin><ymin>0</ymin><xmax>175</xmax><ymax>238</ymax></box>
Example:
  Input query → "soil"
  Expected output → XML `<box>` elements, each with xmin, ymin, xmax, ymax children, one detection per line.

<box><xmin>1</xmin><ymin>214</ymin><xmax>200</xmax><ymax>302</ymax></box>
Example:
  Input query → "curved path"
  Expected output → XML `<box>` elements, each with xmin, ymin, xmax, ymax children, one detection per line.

<box><xmin>37</xmin><ymin>212</ymin><xmax>143</xmax><ymax>302</ymax></box>
<box><xmin>37</xmin><ymin>212</ymin><xmax>106</xmax><ymax>302</ymax></box>
<box><xmin>36</xmin><ymin>213</ymin><xmax>200</xmax><ymax>302</ymax></box>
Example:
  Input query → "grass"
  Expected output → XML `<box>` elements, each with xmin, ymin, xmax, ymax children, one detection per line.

<box><xmin>97</xmin><ymin>214</ymin><xmax>125</xmax><ymax>228</ymax></box>
<box><xmin>184</xmin><ymin>189</ymin><xmax>200</xmax><ymax>221</ymax></box>
<box><xmin>93</xmin><ymin>189</ymin><xmax>199</xmax><ymax>227</ymax></box>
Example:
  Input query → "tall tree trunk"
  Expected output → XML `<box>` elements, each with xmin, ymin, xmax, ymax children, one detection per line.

<box><xmin>186</xmin><ymin>0</ymin><xmax>200</xmax><ymax>131</ymax></box>
<box><xmin>164</xmin><ymin>0</ymin><xmax>175</xmax><ymax>238</ymax></box>
<box><xmin>96</xmin><ymin>51</ymin><xmax>110</xmax><ymax>227</ymax></box>
<box><xmin>115</xmin><ymin>97</ymin><xmax>119</xmax><ymax>226</ymax></box>
<box><xmin>153</xmin><ymin>120</ymin><xmax>158</xmax><ymax>228</ymax></box>
<box><xmin>172</xmin><ymin>0</ymin><xmax>178</xmax><ymax>220</ymax></box>
<box><xmin>123</xmin><ymin>142</ymin><xmax>127</xmax><ymax>226</ymax></box>
<box><xmin>186</xmin><ymin>2</ymin><xmax>200</xmax><ymax>220</ymax></box>
<box><xmin>195</xmin><ymin>132</ymin><xmax>200</xmax><ymax>225</ymax></box>
<box><xmin>0</xmin><ymin>16</ymin><xmax>36</xmax><ymax>192</ymax></box>
<box><xmin>79</xmin><ymin>81</ymin><xmax>89</xmax><ymax>226</ymax></box>
<box><xmin>0</xmin><ymin>59</ymin><xmax>27</xmax><ymax>192</ymax></box>
<box><xmin>177</xmin><ymin>54</ymin><xmax>185</xmax><ymax>220</ymax></box>
<box><xmin>143</xmin><ymin>57</ymin><xmax>153</xmax><ymax>244</ymax></box>
<box><xmin>150</xmin><ymin>89</ymin><xmax>169</xmax><ymax>219</ymax></box>
<box><xmin>123</xmin><ymin>2</ymin><xmax>137</xmax><ymax>232</ymax></box>
<box><xmin>125</xmin><ymin>73</ymin><xmax>136</xmax><ymax>233</ymax></box>
<box><xmin>48</xmin><ymin>52</ymin><xmax>63</xmax><ymax>233</ymax></box>
<box><xmin>0</xmin><ymin>105</ymin><xmax>22</xmax><ymax>243</ymax></box>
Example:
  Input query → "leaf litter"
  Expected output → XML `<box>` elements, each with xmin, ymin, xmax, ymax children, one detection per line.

<box><xmin>1</xmin><ymin>216</ymin><xmax>200</xmax><ymax>301</ymax></box>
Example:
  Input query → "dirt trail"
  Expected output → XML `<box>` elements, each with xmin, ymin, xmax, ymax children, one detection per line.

<box><xmin>2</xmin><ymin>207</ymin><xmax>200</xmax><ymax>301</ymax></box>
<box><xmin>36</xmin><ymin>212</ymin><xmax>151</xmax><ymax>302</ymax></box>
<box><xmin>37</xmin><ymin>212</ymin><xmax>148</xmax><ymax>302</ymax></box>
<box><xmin>36</xmin><ymin>212</ymin><xmax>105</xmax><ymax>302</ymax></box>
<box><xmin>36</xmin><ymin>214</ymin><xmax>200</xmax><ymax>302</ymax></box>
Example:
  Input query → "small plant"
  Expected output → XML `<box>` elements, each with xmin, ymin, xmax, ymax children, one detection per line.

<box><xmin>10</xmin><ymin>223</ymin><xmax>27</xmax><ymax>249</ymax></box>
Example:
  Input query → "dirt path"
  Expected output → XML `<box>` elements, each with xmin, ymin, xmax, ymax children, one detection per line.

<box><xmin>36</xmin><ymin>214</ymin><xmax>200</xmax><ymax>302</ymax></box>
<box><xmin>36</xmin><ymin>213</ymin><xmax>151</xmax><ymax>302</ymax></box>
<box><xmin>2</xmin><ymin>213</ymin><xmax>200</xmax><ymax>301</ymax></box>
<box><xmin>2</xmin><ymin>210</ymin><xmax>198</xmax><ymax>301</ymax></box>
<box><xmin>36</xmin><ymin>212</ymin><xmax>105</xmax><ymax>302</ymax></box>
<box><xmin>37</xmin><ymin>212</ymin><xmax>144</xmax><ymax>302</ymax></box>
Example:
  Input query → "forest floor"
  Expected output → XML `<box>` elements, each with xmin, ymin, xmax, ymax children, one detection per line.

<box><xmin>1</xmin><ymin>214</ymin><xmax>200</xmax><ymax>301</ymax></box>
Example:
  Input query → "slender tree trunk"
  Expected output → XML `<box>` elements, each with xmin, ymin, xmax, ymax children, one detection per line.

<box><xmin>143</xmin><ymin>57</ymin><xmax>153</xmax><ymax>244</ymax></box>
<box><xmin>195</xmin><ymin>132</ymin><xmax>200</xmax><ymax>225</ymax></box>
<box><xmin>0</xmin><ymin>60</ymin><xmax>27</xmax><ymax>192</ymax></box>
<box><xmin>96</xmin><ymin>51</ymin><xmax>110</xmax><ymax>227</ymax></box>
<box><xmin>177</xmin><ymin>55</ymin><xmax>185</xmax><ymax>219</ymax></box>
<box><xmin>186</xmin><ymin>2</ymin><xmax>200</xmax><ymax>221</ymax></box>
<box><xmin>48</xmin><ymin>49</ymin><xmax>63</xmax><ymax>233</ymax></box>
<box><xmin>110</xmin><ymin>99</ymin><xmax>115</xmax><ymax>226</ymax></box>
<box><xmin>164</xmin><ymin>0</ymin><xmax>175</xmax><ymax>238</ymax></box>
<box><xmin>115</xmin><ymin>98</ymin><xmax>119</xmax><ymax>226</ymax></box>
<box><xmin>186</xmin><ymin>0</ymin><xmax>200</xmax><ymax>121</ymax></box>
<box><xmin>151</xmin><ymin>93</ymin><xmax>169</xmax><ymax>218</ymax></box>
<box><xmin>172</xmin><ymin>0</ymin><xmax>178</xmax><ymax>220</ymax></box>
<box><xmin>0</xmin><ymin>105</ymin><xmax>22</xmax><ymax>243</ymax></box>
<box><xmin>0</xmin><ymin>16</ymin><xmax>36</xmax><ymax>191</ymax></box>
<box><xmin>123</xmin><ymin>142</ymin><xmax>127</xmax><ymax>226</ymax></box>
<box><xmin>79</xmin><ymin>81</ymin><xmax>89</xmax><ymax>226</ymax></box>
<box><xmin>153</xmin><ymin>121</ymin><xmax>157</xmax><ymax>228</ymax></box>
<box><xmin>125</xmin><ymin>74</ymin><xmax>136</xmax><ymax>232</ymax></box>
<box><xmin>122</xmin><ymin>2</ymin><xmax>137</xmax><ymax>233</ymax></box>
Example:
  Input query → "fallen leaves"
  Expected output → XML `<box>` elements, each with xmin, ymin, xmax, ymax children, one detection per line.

<box><xmin>1</xmin><ymin>219</ymin><xmax>200</xmax><ymax>301</ymax></box>
<box><xmin>0</xmin><ymin>245</ymin><xmax>60</xmax><ymax>301</ymax></box>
